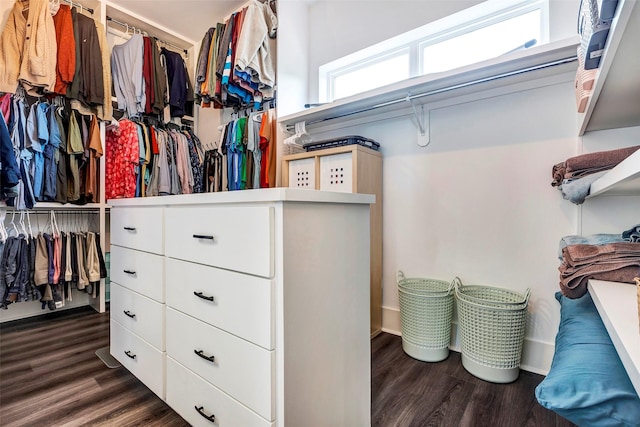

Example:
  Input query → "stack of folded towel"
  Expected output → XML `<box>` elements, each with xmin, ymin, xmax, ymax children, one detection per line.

<box><xmin>551</xmin><ymin>145</ymin><xmax>640</xmax><ymax>204</ymax></box>
<box><xmin>559</xmin><ymin>224</ymin><xmax>640</xmax><ymax>298</ymax></box>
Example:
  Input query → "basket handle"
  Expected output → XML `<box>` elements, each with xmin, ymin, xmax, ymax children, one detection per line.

<box><xmin>396</xmin><ymin>270</ymin><xmax>405</xmax><ymax>286</ymax></box>
<box><xmin>523</xmin><ymin>288</ymin><xmax>532</xmax><ymax>304</ymax></box>
<box><xmin>450</xmin><ymin>276</ymin><xmax>463</xmax><ymax>294</ymax></box>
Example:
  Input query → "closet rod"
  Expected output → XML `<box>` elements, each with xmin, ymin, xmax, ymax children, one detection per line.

<box><xmin>106</xmin><ymin>16</ymin><xmax>189</xmax><ymax>56</ymax></box>
<box><xmin>1</xmin><ymin>209</ymin><xmax>101</xmax><ymax>214</ymax></box>
<box><xmin>61</xmin><ymin>0</ymin><xmax>94</xmax><ymax>15</ymax></box>
<box><xmin>286</xmin><ymin>54</ymin><xmax>578</xmax><ymax>131</ymax></box>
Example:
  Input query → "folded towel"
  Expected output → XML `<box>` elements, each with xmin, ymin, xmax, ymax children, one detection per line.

<box><xmin>558</xmin><ymin>233</ymin><xmax>627</xmax><ymax>260</ymax></box>
<box><xmin>559</xmin><ymin>170</ymin><xmax>607</xmax><ymax>204</ymax></box>
<box><xmin>550</xmin><ymin>145</ymin><xmax>640</xmax><ymax>186</ymax></box>
<box><xmin>565</xmin><ymin>145</ymin><xmax>640</xmax><ymax>175</ymax></box>
<box><xmin>562</xmin><ymin>242</ymin><xmax>640</xmax><ymax>263</ymax></box>
<box><xmin>623</xmin><ymin>224</ymin><xmax>640</xmax><ymax>242</ymax></box>
<box><xmin>551</xmin><ymin>162</ymin><xmax>566</xmax><ymax>187</ymax></box>
<box><xmin>559</xmin><ymin>264</ymin><xmax>640</xmax><ymax>299</ymax></box>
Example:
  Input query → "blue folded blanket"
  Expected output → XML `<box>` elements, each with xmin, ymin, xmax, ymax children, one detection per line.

<box><xmin>559</xmin><ymin>170</ymin><xmax>607</xmax><ymax>204</ymax></box>
<box><xmin>558</xmin><ymin>223</ymin><xmax>640</xmax><ymax>259</ymax></box>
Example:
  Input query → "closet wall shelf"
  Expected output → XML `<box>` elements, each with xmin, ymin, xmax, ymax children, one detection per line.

<box><xmin>587</xmin><ymin>148</ymin><xmax>640</xmax><ymax>197</ymax></box>
<box><xmin>588</xmin><ymin>279</ymin><xmax>640</xmax><ymax>396</ymax></box>
<box><xmin>578</xmin><ymin>0</ymin><xmax>640</xmax><ymax>135</ymax></box>
<box><xmin>278</xmin><ymin>39</ymin><xmax>579</xmax><ymax>131</ymax></box>
<box><xmin>29</xmin><ymin>203</ymin><xmax>106</xmax><ymax>210</ymax></box>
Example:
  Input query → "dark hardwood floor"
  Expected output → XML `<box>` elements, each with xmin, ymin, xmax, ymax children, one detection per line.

<box><xmin>371</xmin><ymin>333</ymin><xmax>576</xmax><ymax>427</ymax></box>
<box><xmin>0</xmin><ymin>306</ymin><xmax>188</xmax><ymax>427</ymax></box>
<box><xmin>0</xmin><ymin>306</ymin><xmax>575</xmax><ymax>427</ymax></box>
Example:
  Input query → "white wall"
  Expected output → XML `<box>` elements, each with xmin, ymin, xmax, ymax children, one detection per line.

<box><xmin>278</xmin><ymin>0</ymin><xmax>639</xmax><ymax>375</ymax></box>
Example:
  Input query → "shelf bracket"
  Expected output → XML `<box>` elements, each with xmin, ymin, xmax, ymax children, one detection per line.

<box><xmin>407</xmin><ymin>96</ymin><xmax>430</xmax><ymax>147</ymax></box>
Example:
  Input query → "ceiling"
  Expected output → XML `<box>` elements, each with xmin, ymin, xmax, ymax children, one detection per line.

<box><xmin>106</xmin><ymin>0</ymin><xmax>249</xmax><ymax>45</ymax></box>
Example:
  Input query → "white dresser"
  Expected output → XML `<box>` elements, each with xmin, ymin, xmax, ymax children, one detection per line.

<box><xmin>109</xmin><ymin>189</ymin><xmax>373</xmax><ymax>427</ymax></box>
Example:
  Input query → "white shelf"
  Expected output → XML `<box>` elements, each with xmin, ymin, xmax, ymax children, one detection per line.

<box><xmin>589</xmin><ymin>279</ymin><xmax>640</xmax><ymax>397</ymax></box>
<box><xmin>588</xmin><ymin>148</ymin><xmax>640</xmax><ymax>196</ymax></box>
<box><xmin>579</xmin><ymin>0</ymin><xmax>640</xmax><ymax>135</ymax></box>
<box><xmin>279</xmin><ymin>39</ymin><xmax>578</xmax><ymax>130</ymax></box>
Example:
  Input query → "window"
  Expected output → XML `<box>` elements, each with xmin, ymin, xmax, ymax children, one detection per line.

<box><xmin>319</xmin><ymin>0</ymin><xmax>549</xmax><ymax>102</ymax></box>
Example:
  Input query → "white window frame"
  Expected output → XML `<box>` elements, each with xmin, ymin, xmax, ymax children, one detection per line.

<box><xmin>319</xmin><ymin>0</ymin><xmax>549</xmax><ymax>103</ymax></box>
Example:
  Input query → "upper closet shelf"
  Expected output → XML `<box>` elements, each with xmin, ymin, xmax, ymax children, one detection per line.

<box><xmin>279</xmin><ymin>39</ymin><xmax>579</xmax><ymax>131</ymax></box>
<box><xmin>578</xmin><ymin>0</ymin><xmax>640</xmax><ymax>135</ymax></box>
<box><xmin>587</xmin><ymin>148</ymin><xmax>640</xmax><ymax>197</ymax></box>
<box><xmin>104</xmin><ymin>0</ymin><xmax>195</xmax><ymax>49</ymax></box>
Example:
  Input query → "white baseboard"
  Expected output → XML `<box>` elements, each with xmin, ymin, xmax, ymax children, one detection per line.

<box><xmin>382</xmin><ymin>306</ymin><xmax>554</xmax><ymax>376</ymax></box>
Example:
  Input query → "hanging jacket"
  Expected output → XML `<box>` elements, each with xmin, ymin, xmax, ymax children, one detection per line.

<box><xmin>0</xmin><ymin>0</ymin><xmax>57</xmax><ymax>95</ymax></box>
<box><xmin>0</xmin><ymin>114</ymin><xmax>20</xmax><ymax>199</ymax></box>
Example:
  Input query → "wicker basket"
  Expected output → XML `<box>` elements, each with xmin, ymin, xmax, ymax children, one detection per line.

<box><xmin>397</xmin><ymin>271</ymin><xmax>455</xmax><ymax>362</ymax></box>
<box><xmin>455</xmin><ymin>280</ymin><xmax>531</xmax><ymax>383</ymax></box>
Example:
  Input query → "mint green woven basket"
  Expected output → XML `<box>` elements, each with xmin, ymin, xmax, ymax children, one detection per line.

<box><xmin>397</xmin><ymin>271</ymin><xmax>455</xmax><ymax>362</ymax></box>
<box><xmin>455</xmin><ymin>280</ymin><xmax>530</xmax><ymax>383</ymax></box>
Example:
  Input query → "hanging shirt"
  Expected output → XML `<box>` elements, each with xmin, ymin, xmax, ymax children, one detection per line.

<box><xmin>161</xmin><ymin>48</ymin><xmax>190</xmax><ymax>117</ymax></box>
<box><xmin>112</xmin><ymin>34</ymin><xmax>146</xmax><ymax>117</ymax></box>
<box><xmin>234</xmin><ymin>0</ymin><xmax>278</xmax><ymax>99</ymax></box>
<box><xmin>105</xmin><ymin>120</ymin><xmax>140</xmax><ymax>200</ymax></box>
<box><xmin>52</xmin><ymin>5</ymin><xmax>77</xmax><ymax>95</ymax></box>
<box><xmin>0</xmin><ymin>0</ymin><xmax>57</xmax><ymax>95</ymax></box>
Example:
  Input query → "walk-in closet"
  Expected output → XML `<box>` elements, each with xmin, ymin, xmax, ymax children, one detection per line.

<box><xmin>2</xmin><ymin>0</ymin><xmax>639</xmax><ymax>426</ymax></box>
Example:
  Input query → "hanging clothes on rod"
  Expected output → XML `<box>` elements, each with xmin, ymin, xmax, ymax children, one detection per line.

<box><xmin>107</xmin><ymin>16</ymin><xmax>192</xmax><ymax>120</ymax></box>
<box><xmin>105</xmin><ymin>117</ymin><xmax>205</xmax><ymax>199</ymax></box>
<box><xmin>0</xmin><ymin>209</ymin><xmax>106</xmax><ymax>311</ymax></box>
<box><xmin>0</xmin><ymin>89</ymin><xmax>104</xmax><ymax>209</ymax></box>
<box><xmin>195</xmin><ymin>0</ymin><xmax>278</xmax><ymax>111</ymax></box>
<box><xmin>0</xmin><ymin>211</ymin><xmax>107</xmax><ymax>310</ymax></box>
<box><xmin>210</xmin><ymin>106</ymin><xmax>276</xmax><ymax>192</ymax></box>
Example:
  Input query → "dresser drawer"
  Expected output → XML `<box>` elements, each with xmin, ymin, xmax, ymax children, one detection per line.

<box><xmin>164</xmin><ymin>206</ymin><xmax>273</xmax><ymax>278</ymax></box>
<box><xmin>110</xmin><ymin>207</ymin><xmax>164</xmax><ymax>255</ymax></box>
<box><xmin>166</xmin><ymin>308</ymin><xmax>274</xmax><ymax>421</ymax></box>
<box><xmin>165</xmin><ymin>258</ymin><xmax>274</xmax><ymax>349</ymax></box>
<box><xmin>110</xmin><ymin>245</ymin><xmax>164</xmax><ymax>302</ymax></box>
<box><xmin>166</xmin><ymin>357</ymin><xmax>273</xmax><ymax>427</ymax></box>
<box><xmin>110</xmin><ymin>320</ymin><xmax>165</xmax><ymax>399</ymax></box>
<box><xmin>110</xmin><ymin>283</ymin><xmax>165</xmax><ymax>350</ymax></box>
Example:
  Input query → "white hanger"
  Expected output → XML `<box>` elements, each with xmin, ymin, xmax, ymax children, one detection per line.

<box><xmin>26</xmin><ymin>210</ymin><xmax>34</xmax><ymax>238</ymax></box>
<box><xmin>50</xmin><ymin>210</ymin><xmax>61</xmax><ymax>237</ymax></box>
<box><xmin>0</xmin><ymin>209</ymin><xmax>7</xmax><ymax>242</ymax></box>
<box><xmin>19</xmin><ymin>212</ymin><xmax>29</xmax><ymax>236</ymax></box>
<box><xmin>9</xmin><ymin>211</ymin><xmax>19</xmax><ymax>236</ymax></box>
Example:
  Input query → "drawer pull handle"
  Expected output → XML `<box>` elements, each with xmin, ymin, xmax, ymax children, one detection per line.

<box><xmin>193</xmin><ymin>291</ymin><xmax>215</xmax><ymax>302</ymax></box>
<box><xmin>124</xmin><ymin>270</ymin><xmax>136</xmax><ymax>275</ymax></box>
<box><xmin>124</xmin><ymin>350</ymin><xmax>136</xmax><ymax>360</ymax></box>
<box><xmin>123</xmin><ymin>226</ymin><xmax>137</xmax><ymax>232</ymax></box>
<box><xmin>193</xmin><ymin>234</ymin><xmax>215</xmax><ymax>240</ymax></box>
<box><xmin>194</xmin><ymin>349</ymin><xmax>215</xmax><ymax>363</ymax></box>
<box><xmin>194</xmin><ymin>406</ymin><xmax>215</xmax><ymax>423</ymax></box>
<box><xmin>123</xmin><ymin>310</ymin><xmax>136</xmax><ymax>319</ymax></box>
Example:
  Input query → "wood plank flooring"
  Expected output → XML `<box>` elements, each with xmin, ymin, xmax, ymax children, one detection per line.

<box><xmin>371</xmin><ymin>333</ymin><xmax>576</xmax><ymax>427</ymax></box>
<box><xmin>0</xmin><ymin>305</ymin><xmax>575</xmax><ymax>427</ymax></box>
<box><xmin>0</xmin><ymin>306</ymin><xmax>188</xmax><ymax>427</ymax></box>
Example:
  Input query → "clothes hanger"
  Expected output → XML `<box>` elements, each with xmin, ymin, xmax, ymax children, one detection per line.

<box><xmin>19</xmin><ymin>212</ymin><xmax>30</xmax><ymax>237</ymax></box>
<box><xmin>0</xmin><ymin>210</ymin><xmax>7</xmax><ymax>242</ymax></box>
<box><xmin>9</xmin><ymin>211</ymin><xmax>19</xmax><ymax>237</ymax></box>
<box><xmin>50</xmin><ymin>210</ymin><xmax>61</xmax><ymax>238</ymax></box>
<box><xmin>26</xmin><ymin>210</ymin><xmax>34</xmax><ymax>239</ymax></box>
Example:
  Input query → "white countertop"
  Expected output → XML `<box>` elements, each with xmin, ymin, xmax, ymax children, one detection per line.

<box><xmin>589</xmin><ymin>279</ymin><xmax>640</xmax><ymax>396</ymax></box>
<box><xmin>108</xmin><ymin>188</ymin><xmax>375</xmax><ymax>207</ymax></box>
